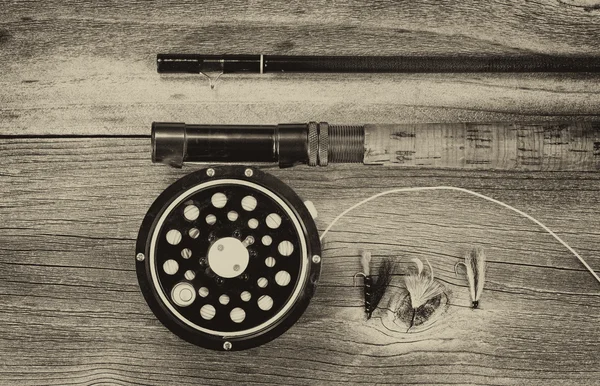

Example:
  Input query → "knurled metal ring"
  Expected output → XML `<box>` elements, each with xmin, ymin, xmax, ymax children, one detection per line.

<box><xmin>308</xmin><ymin>122</ymin><xmax>318</xmax><ymax>166</ymax></box>
<box><xmin>318</xmin><ymin>122</ymin><xmax>329</xmax><ymax>166</ymax></box>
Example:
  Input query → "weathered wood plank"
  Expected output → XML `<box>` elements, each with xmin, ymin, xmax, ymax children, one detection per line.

<box><xmin>3</xmin><ymin>69</ymin><xmax>600</xmax><ymax>135</ymax></box>
<box><xmin>2</xmin><ymin>0</ymin><xmax>600</xmax><ymax>135</ymax></box>
<box><xmin>0</xmin><ymin>138</ymin><xmax>598</xmax><ymax>385</ymax></box>
<box><xmin>2</xmin><ymin>0</ymin><xmax>600</xmax><ymax>383</ymax></box>
<box><xmin>3</xmin><ymin>0</ymin><xmax>600</xmax><ymax>56</ymax></box>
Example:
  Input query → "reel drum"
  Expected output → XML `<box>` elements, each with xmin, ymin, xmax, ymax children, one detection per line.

<box><xmin>136</xmin><ymin>166</ymin><xmax>321</xmax><ymax>351</ymax></box>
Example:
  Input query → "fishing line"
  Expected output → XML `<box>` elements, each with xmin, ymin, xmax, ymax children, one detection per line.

<box><xmin>320</xmin><ymin>186</ymin><xmax>600</xmax><ymax>285</ymax></box>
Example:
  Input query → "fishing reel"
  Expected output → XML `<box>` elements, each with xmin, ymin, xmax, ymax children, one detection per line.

<box><xmin>136</xmin><ymin>166</ymin><xmax>321</xmax><ymax>351</ymax></box>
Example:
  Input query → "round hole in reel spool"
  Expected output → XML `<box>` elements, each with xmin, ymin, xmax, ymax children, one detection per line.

<box><xmin>135</xmin><ymin>166</ymin><xmax>321</xmax><ymax>351</ymax></box>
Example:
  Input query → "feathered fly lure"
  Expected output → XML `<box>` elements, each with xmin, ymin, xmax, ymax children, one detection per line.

<box><xmin>404</xmin><ymin>258</ymin><xmax>444</xmax><ymax>331</ymax></box>
<box><xmin>456</xmin><ymin>247</ymin><xmax>486</xmax><ymax>308</ymax></box>
<box><xmin>358</xmin><ymin>251</ymin><xmax>394</xmax><ymax>319</ymax></box>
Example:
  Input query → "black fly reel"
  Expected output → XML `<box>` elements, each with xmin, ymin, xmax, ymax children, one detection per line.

<box><xmin>136</xmin><ymin>166</ymin><xmax>321</xmax><ymax>351</ymax></box>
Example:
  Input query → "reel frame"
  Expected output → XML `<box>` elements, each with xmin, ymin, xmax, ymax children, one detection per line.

<box><xmin>136</xmin><ymin>166</ymin><xmax>321</xmax><ymax>351</ymax></box>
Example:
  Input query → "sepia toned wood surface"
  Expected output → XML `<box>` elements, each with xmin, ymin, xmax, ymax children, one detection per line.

<box><xmin>1</xmin><ymin>1</ymin><xmax>600</xmax><ymax>385</ymax></box>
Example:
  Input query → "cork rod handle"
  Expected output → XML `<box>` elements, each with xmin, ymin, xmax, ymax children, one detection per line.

<box><xmin>363</xmin><ymin>122</ymin><xmax>600</xmax><ymax>171</ymax></box>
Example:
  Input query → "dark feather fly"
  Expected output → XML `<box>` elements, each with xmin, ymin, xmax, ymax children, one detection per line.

<box><xmin>359</xmin><ymin>252</ymin><xmax>394</xmax><ymax>319</ymax></box>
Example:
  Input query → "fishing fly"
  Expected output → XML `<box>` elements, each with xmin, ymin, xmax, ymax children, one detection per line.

<box><xmin>357</xmin><ymin>252</ymin><xmax>394</xmax><ymax>319</ymax></box>
<box><xmin>456</xmin><ymin>247</ymin><xmax>486</xmax><ymax>308</ymax></box>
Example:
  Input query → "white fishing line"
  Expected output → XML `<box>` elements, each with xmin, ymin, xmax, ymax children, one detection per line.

<box><xmin>319</xmin><ymin>186</ymin><xmax>600</xmax><ymax>285</ymax></box>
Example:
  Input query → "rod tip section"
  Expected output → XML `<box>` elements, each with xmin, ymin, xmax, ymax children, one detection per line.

<box><xmin>151</xmin><ymin>122</ymin><xmax>186</xmax><ymax>168</ymax></box>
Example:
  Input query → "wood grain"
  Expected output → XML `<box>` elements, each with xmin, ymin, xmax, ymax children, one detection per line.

<box><xmin>1</xmin><ymin>138</ymin><xmax>599</xmax><ymax>385</ymax></box>
<box><xmin>2</xmin><ymin>0</ymin><xmax>600</xmax><ymax>384</ymax></box>
<box><xmin>2</xmin><ymin>1</ymin><xmax>600</xmax><ymax>135</ymax></box>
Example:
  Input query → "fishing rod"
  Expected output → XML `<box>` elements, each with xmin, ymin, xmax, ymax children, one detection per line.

<box><xmin>152</xmin><ymin>121</ymin><xmax>600</xmax><ymax>171</ymax></box>
<box><xmin>157</xmin><ymin>54</ymin><xmax>600</xmax><ymax>74</ymax></box>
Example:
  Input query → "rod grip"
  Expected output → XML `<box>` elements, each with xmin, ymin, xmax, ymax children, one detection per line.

<box><xmin>363</xmin><ymin>122</ymin><xmax>600</xmax><ymax>171</ymax></box>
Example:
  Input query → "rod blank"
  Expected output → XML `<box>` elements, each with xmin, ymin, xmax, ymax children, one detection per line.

<box><xmin>157</xmin><ymin>54</ymin><xmax>600</xmax><ymax>74</ymax></box>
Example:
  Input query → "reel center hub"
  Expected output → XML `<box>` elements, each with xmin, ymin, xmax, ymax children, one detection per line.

<box><xmin>208</xmin><ymin>237</ymin><xmax>249</xmax><ymax>278</ymax></box>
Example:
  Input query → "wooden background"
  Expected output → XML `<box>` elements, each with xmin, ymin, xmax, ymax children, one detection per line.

<box><xmin>1</xmin><ymin>1</ymin><xmax>600</xmax><ymax>385</ymax></box>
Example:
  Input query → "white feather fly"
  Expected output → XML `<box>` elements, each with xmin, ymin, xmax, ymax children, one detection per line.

<box><xmin>404</xmin><ymin>258</ymin><xmax>444</xmax><ymax>329</ymax></box>
<box><xmin>459</xmin><ymin>247</ymin><xmax>486</xmax><ymax>308</ymax></box>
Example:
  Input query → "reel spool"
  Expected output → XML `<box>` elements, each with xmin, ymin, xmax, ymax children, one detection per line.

<box><xmin>136</xmin><ymin>166</ymin><xmax>321</xmax><ymax>351</ymax></box>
